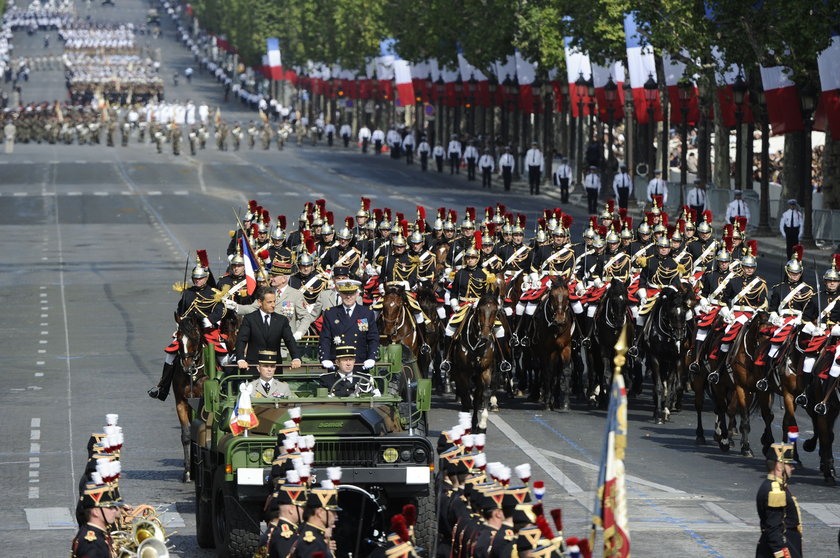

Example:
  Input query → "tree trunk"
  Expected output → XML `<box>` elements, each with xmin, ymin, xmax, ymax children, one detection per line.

<box><xmin>782</xmin><ymin>131</ymin><xmax>803</xmax><ymax>203</ymax></box>
<box><xmin>712</xmin><ymin>93</ymin><xmax>730</xmax><ymax>189</ymax></box>
<box><xmin>823</xmin><ymin>132</ymin><xmax>840</xmax><ymax>209</ymax></box>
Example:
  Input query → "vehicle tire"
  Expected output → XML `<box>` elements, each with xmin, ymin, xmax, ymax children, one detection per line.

<box><xmin>413</xmin><ymin>491</ymin><xmax>437</xmax><ymax>558</ymax></box>
<box><xmin>211</xmin><ymin>468</ymin><xmax>261</xmax><ymax>558</ymax></box>
<box><xmin>194</xmin><ymin>459</ymin><xmax>214</xmax><ymax>548</ymax></box>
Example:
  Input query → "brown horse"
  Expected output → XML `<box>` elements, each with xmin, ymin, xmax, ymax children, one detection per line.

<box><xmin>710</xmin><ymin>311</ymin><xmax>773</xmax><ymax>457</ymax></box>
<box><xmin>377</xmin><ymin>284</ymin><xmax>421</xmax><ymax>361</ymax></box>
<box><xmin>434</xmin><ymin>243</ymin><xmax>451</xmax><ymax>279</ymax></box>
<box><xmin>802</xmin><ymin>339</ymin><xmax>840</xmax><ymax>484</ymax></box>
<box><xmin>532</xmin><ymin>277</ymin><xmax>574</xmax><ymax>411</ymax></box>
<box><xmin>172</xmin><ymin>313</ymin><xmax>208</xmax><ymax>482</ymax></box>
<box><xmin>450</xmin><ymin>292</ymin><xmax>503</xmax><ymax>431</ymax></box>
<box><xmin>415</xmin><ymin>281</ymin><xmax>443</xmax><ymax>389</ymax></box>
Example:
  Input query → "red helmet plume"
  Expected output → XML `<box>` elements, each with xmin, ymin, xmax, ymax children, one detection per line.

<box><xmin>400</xmin><ymin>219</ymin><xmax>409</xmax><ymax>237</ymax></box>
<box><xmin>325</xmin><ymin>211</ymin><xmax>334</xmax><ymax>226</ymax></box>
<box><xmin>345</xmin><ymin>216</ymin><xmax>354</xmax><ymax>229</ymax></box>
<box><xmin>373</xmin><ymin>208</ymin><xmax>383</xmax><ymax>223</ymax></box>
<box><xmin>196</xmin><ymin>249</ymin><xmax>209</xmax><ymax>268</ymax></box>
<box><xmin>305</xmin><ymin>237</ymin><xmax>316</xmax><ymax>254</ymax></box>
<box><xmin>487</xmin><ymin>223</ymin><xmax>496</xmax><ymax>236</ymax></box>
<box><xmin>562</xmin><ymin>214</ymin><xmax>574</xmax><ymax>229</ymax></box>
<box><xmin>361</xmin><ymin>197</ymin><xmax>371</xmax><ymax>211</ymax></box>
<box><xmin>416</xmin><ymin>206</ymin><xmax>426</xmax><ymax>220</ymax></box>
<box><xmin>277</xmin><ymin>215</ymin><xmax>286</xmax><ymax>230</ymax></box>
<box><xmin>248</xmin><ymin>199</ymin><xmax>258</xmax><ymax>212</ymax></box>
<box><xmin>606</xmin><ymin>199</ymin><xmax>615</xmax><ymax>214</ymax></box>
<box><xmin>793</xmin><ymin>244</ymin><xmax>804</xmax><ymax>261</ymax></box>
<box><xmin>747</xmin><ymin>239</ymin><xmax>758</xmax><ymax>257</ymax></box>
<box><xmin>474</xmin><ymin>231</ymin><xmax>482</xmax><ymax>251</ymax></box>
<box><xmin>466</xmin><ymin>206</ymin><xmax>476</xmax><ymax>222</ymax></box>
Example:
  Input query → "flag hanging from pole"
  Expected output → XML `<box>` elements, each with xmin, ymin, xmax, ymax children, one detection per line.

<box><xmin>592</xmin><ymin>325</ymin><xmax>630</xmax><ymax>557</ymax></box>
<box><xmin>239</xmin><ymin>233</ymin><xmax>259</xmax><ymax>295</ymax></box>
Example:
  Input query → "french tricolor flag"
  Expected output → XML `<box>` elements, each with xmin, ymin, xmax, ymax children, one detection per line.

<box><xmin>815</xmin><ymin>35</ymin><xmax>840</xmax><ymax>140</ymax></box>
<box><xmin>549</xmin><ymin>68</ymin><xmax>564</xmax><ymax>113</ymax></box>
<box><xmin>623</xmin><ymin>13</ymin><xmax>661</xmax><ymax>124</ymax></box>
<box><xmin>441</xmin><ymin>63</ymin><xmax>460</xmax><ymax>108</ymax></box>
<box><xmin>662</xmin><ymin>52</ymin><xmax>699</xmax><ymax>124</ymax></box>
<box><xmin>239</xmin><ymin>234</ymin><xmax>258</xmax><ymax>295</ymax></box>
<box><xmin>592</xmin><ymin>61</ymin><xmax>625</xmax><ymax>121</ymax></box>
<box><xmin>494</xmin><ymin>55</ymin><xmax>517</xmax><ymax>108</ymax></box>
<box><xmin>458</xmin><ymin>52</ymin><xmax>489</xmax><ymax>107</ymax></box>
<box><xmin>379</xmin><ymin>39</ymin><xmax>414</xmax><ymax>107</ymax></box>
<box><xmin>760</xmin><ymin>65</ymin><xmax>803</xmax><ymax>135</ymax></box>
<box><xmin>266</xmin><ymin>38</ymin><xmax>282</xmax><ymax>81</ymax></box>
<box><xmin>515</xmin><ymin>50</ymin><xmax>537</xmax><ymax>114</ymax></box>
<box><xmin>564</xmin><ymin>37</ymin><xmax>592</xmax><ymax>118</ymax></box>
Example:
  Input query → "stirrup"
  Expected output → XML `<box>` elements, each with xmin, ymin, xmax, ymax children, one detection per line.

<box><xmin>500</xmin><ymin>360</ymin><xmax>512</xmax><ymax>373</ymax></box>
<box><xmin>420</xmin><ymin>343</ymin><xmax>431</xmax><ymax>355</ymax></box>
<box><xmin>510</xmin><ymin>334</ymin><xmax>520</xmax><ymax>347</ymax></box>
<box><xmin>440</xmin><ymin>360</ymin><xmax>451</xmax><ymax>373</ymax></box>
<box><xmin>519</xmin><ymin>336</ymin><xmax>530</xmax><ymax>347</ymax></box>
<box><xmin>795</xmin><ymin>393</ymin><xmax>808</xmax><ymax>407</ymax></box>
<box><xmin>147</xmin><ymin>386</ymin><xmax>161</xmax><ymax>399</ymax></box>
<box><xmin>707</xmin><ymin>371</ymin><xmax>719</xmax><ymax>385</ymax></box>
<box><xmin>815</xmin><ymin>401</ymin><xmax>828</xmax><ymax>416</ymax></box>
<box><xmin>581</xmin><ymin>337</ymin><xmax>591</xmax><ymax>348</ymax></box>
<box><xmin>688</xmin><ymin>362</ymin><xmax>700</xmax><ymax>374</ymax></box>
<box><xmin>627</xmin><ymin>346</ymin><xmax>639</xmax><ymax>358</ymax></box>
<box><xmin>755</xmin><ymin>378</ymin><xmax>769</xmax><ymax>392</ymax></box>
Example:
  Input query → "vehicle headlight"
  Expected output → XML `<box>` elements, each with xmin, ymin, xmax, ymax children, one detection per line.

<box><xmin>413</xmin><ymin>447</ymin><xmax>427</xmax><ymax>463</ymax></box>
<box><xmin>248</xmin><ymin>451</ymin><xmax>260</xmax><ymax>463</ymax></box>
<box><xmin>400</xmin><ymin>449</ymin><xmax>412</xmax><ymax>462</ymax></box>
<box><xmin>382</xmin><ymin>447</ymin><xmax>399</xmax><ymax>463</ymax></box>
<box><xmin>262</xmin><ymin>448</ymin><xmax>274</xmax><ymax>465</ymax></box>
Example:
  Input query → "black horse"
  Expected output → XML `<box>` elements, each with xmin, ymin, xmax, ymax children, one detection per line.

<box><xmin>640</xmin><ymin>286</ymin><xmax>690</xmax><ymax>423</ymax></box>
<box><xmin>803</xmin><ymin>344</ymin><xmax>840</xmax><ymax>484</ymax></box>
<box><xmin>588</xmin><ymin>278</ymin><xmax>634</xmax><ymax>408</ymax></box>
<box><xmin>532</xmin><ymin>278</ymin><xmax>574</xmax><ymax>411</ymax></box>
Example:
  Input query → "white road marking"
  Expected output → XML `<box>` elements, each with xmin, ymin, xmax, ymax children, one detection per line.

<box><xmin>30</xmin><ymin>443</ymin><xmax>39</xmax><ymax>454</ymax></box>
<box><xmin>36</xmin><ymin>361</ymin><xmax>44</xmax><ymax>365</ymax></box>
<box><xmin>35</xmin><ymin>373</ymin><xmax>44</xmax><ymax>377</ymax></box>
<box><xmin>702</xmin><ymin>502</ymin><xmax>749</xmax><ymax>527</ymax></box>
<box><xmin>28</xmin><ymin>487</ymin><xmax>39</xmax><ymax>499</ymax></box>
<box><xmin>40</xmin><ymin>314</ymin><xmax>48</xmax><ymax>318</ymax></box>
<box><xmin>31</xmin><ymin>418</ymin><xmax>40</xmax><ymax>428</ymax></box>
<box><xmin>30</xmin><ymin>430</ymin><xmax>40</xmax><ymax>440</ymax></box>
<box><xmin>13</xmin><ymin>192</ymin><xmax>27</xmax><ymax>197</ymax></box>
<box><xmin>67</xmin><ymin>192</ymin><xmax>81</xmax><ymax>196</ymax></box>
<box><xmin>41</xmin><ymin>331</ymin><xmax>48</xmax><ymax>335</ymax></box>
<box><xmin>800</xmin><ymin>503</ymin><xmax>840</xmax><ymax>526</ymax></box>
<box><xmin>257</xmin><ymin>191</ymin><xmax>272</xmax><ymax>196</ymax></box>
<box><xmin>173</xmin><ymin>190</ymin><xmax>189</xmax><ymax>195</ymax></box>
<box><xmin>24</xmin><ymin>508</ymin><xmax>75</xmax><ymax>529</ymax></box>
<box><xmin>93</xmin><ymin>192</ymin><xmax>108</xmax><ymax>196</ymax></box>
<box><xmin>37</xmin><ymin>349</ymin><xmax>46</xmax><ymax>354</ymax></box>
<box><xmin>147</xmin><ymin>190</ymin><xmax>162</xmax><ymax>195</ymax></box>
<box><xmin>39</xmin><ymin>340</ymin><xmax>48</xmax><ymax>344</ymax></box>
<box><xmin>488</xmin><ymin>415</ymin><xmax>584</xmax><ymax>494</ymax></box>
<box><xmin>39</xmin><ymin>293</ymin><xmax>47</xmax><ymax>298</ymax></box>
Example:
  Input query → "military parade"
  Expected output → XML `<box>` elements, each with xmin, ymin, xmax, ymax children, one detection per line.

<box><xmin>4</xmin><ymin>0</ymin><xmax>840</xmax><ymax>556</ymax></box>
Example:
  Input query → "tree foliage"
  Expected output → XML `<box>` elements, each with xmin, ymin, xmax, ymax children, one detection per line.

<box><xmin>190</xmin><ymin>0</ymin><xmax>839</xmax><ymax>85</ymax></box>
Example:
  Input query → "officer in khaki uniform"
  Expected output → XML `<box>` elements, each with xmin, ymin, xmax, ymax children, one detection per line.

<box><xmin>756</xmin><ymin>443</ymin><xmax>802</xmax><ymax>558</ymax></box>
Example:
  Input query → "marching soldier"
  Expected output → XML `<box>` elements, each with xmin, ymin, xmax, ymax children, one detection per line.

<box><xmin>288</xmin><ymin>486</ymin><xmax>341</xmax><ymax>558</ymax></box>
<box><xmin>339</xmin><ymin>122</ymin><xmax>352</xmax><ymax>147</ymax></box>
<box><xmin>232</xmin><ymin>121</ymin><xmax>242</xmax><ymax>151</ymax></box>
<box><xmin>499</xmin><ymin>146</ymin><xmax>515</xmax><ymax>191</ymax></box>
<box><xmin>779</xmin><ymin>199</ymin><xmax>803</xmax><ymax>260</ymax></box>
<box><xmin>433</xmin><ymin>142</ymin><xmax>446</xmax><ymax>172</ymax></box>
<box><xmin>120</xmin><ymin>121</ymin><xmax>129</xmax><ymax>146</ymax></box>
<box><xmin>267</xmin><ymin>481</ymin><xmax>305</xmax><ymax>558</ymax></box>
<box><xmin>756</xmin><ymin>443</ymin><xmax>802</xmax><ymax>558</ymax></box>
<box><xmin>188</xmin><ymin>126</ymin><xmax>198</xmax><ymax>156</ymax></box>
<box><xmin>553</xmin><ymin>157</ymin><xmax>572</xmax><ymax>203</ymax></box>
<box><xmin>72</xmin><ymin>478</ymin><xmax>126</xmax><ymax>558</ymax></box>
<box><xmin>171</xmin><ymin>124</ymin><xmax>181</xmax><ymax>156</ymax></box>
<box><xmin>584</xmin><ymin>165</ymin><xmax>601</xmax><ymax>214</ymax></box>
<box><xmin>247</xmin><ymin>120</ymin><xmax>258</xmax><ymax>149</ymax></box>
<box><xmin>216</xmin><ymin>121</ymin><xmax>228</xmax><ymax>151</ymax></box>
<box><xmin>524</xmin><ymin>141</ymin><xmax>544</xmax><ymax>195</ymax></box>
<box><xmin>261</xmin><ymin>123</ymin><xmax>272</xmax><ymax>149</ymax></box>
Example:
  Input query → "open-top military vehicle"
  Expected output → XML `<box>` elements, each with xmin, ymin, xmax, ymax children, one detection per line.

<box><xmin>189</xmin><ymin>340</ymin><xmax>435</xmax><ymax>558</ymax></box>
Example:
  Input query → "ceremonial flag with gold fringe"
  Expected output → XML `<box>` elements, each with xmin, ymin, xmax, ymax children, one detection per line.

<box><xmin>592</xmin><ymin>325</ymin><xmax>630</xmax><ymax>557</ymax></box>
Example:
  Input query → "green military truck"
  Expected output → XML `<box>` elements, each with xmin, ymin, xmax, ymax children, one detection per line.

<box><xmin>189</xmin><ymin>341</ymin><xmax>435</xmax><ymax>558</ymax></box>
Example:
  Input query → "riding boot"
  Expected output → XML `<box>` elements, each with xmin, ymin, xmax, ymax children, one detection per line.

<box><xmin>795</xmin><ymin>374</ymin><xmax>812</xmax><ymax>407</ymax></box>
<box><xmin>148</xmin><ymin>363</ymin><xmax>175</xmax><ymax>401</ymax></box>
<box><xmin>581</xmin><ymin>317</ymin><xmax>595</xmax><ymax>349</ymax></box>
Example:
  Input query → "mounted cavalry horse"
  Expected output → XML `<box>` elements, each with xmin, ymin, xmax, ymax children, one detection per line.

<box><xmin>586</xmin><ymin>278</ymin><xmax>634</xmax><ymax>408</ymax></box>
<box><xmin>532</xmin><ymin>277</ymin><xmax>575</xmax><ymax>411</ymax></box>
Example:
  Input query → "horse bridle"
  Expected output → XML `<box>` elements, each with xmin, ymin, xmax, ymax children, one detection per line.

<box><xmin>656</xmin><ymin>295</ymin><xmax>687</xmax><ymax>342</ymax></box>
<box><xmin>602</xmin><ymin>291</ymin><xmax>625</xmax><ymax>330</ymax></box>
<box><xmin>543</xmin><ymin>288</ymin><xmax>570</xmax><ymax>328</ymax></box>
<box><xmin>179</xmin><ymin>332</ymin><xmax>205</xmax><ymax>380</ymax></box>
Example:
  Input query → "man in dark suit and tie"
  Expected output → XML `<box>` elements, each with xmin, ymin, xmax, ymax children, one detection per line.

<box><xmin>318</xmin><ymin>280</ymin><xmax>379</xmax><ymax>372</ymax></box>
<box><xmin>236</xmin><ymin>286</ymin><xmax>302</xmax><ymax>371</ymax></box>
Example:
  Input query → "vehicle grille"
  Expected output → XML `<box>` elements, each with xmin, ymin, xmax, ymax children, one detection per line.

<box><xmin>313</xmin><ymin>440</ymin><xmax>379</xmax><ymax>467</ymax></box>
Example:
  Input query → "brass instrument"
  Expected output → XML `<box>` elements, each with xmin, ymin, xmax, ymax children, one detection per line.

<box><xmin>111</xmin><ymin>505</ymin><xmax>172</xmax><ymax>558</ymax></box>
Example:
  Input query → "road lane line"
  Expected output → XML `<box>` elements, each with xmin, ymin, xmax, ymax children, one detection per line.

<box><xmin>800</xmin><ymin>503</ymin><xmax>840</xmax><ymax>526</ymax></box>
<box><xmin>52</xmin><ymin>181</ymin><xmax>77</xmax><ymax>495</ymax></box>
<box><xmin>31</xmin><ymin>418</ymin><xmax>40</xmax><ymax>428</ymax></box>
<box><xmin>702</xmin><ymin>502</ymin><xmax>749</xmax><ymax>527</ymax></box>
<box><xmin>487</xmin><ymin>414</ymin><xmax>584</xmax><ymax>494</ymax></box>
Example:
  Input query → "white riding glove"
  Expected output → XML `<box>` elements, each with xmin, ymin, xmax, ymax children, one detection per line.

<box><xmin>831</xmin><ymin>325</ymin><xmax>840</xmax><ymax>337</ymax></box>
<box><xmin>801</xmin><ymin>322</ymin><xmax>817</xmax><ymax>336</ymax></box>
<box><xmin>362</xmin><ymin>359</ymin><xmax>375</xmax><ymax>370</ymax></box>
<box><xmin>202</xmin><ymin>317</ymin><xmax>213</xmax><ymax>328</ymax></box>
<box><xmin>593</xmin><ymin>278</ymin><xmax>604</xmax><ymax>289</ymax></box>
<box><xmin>638</xmin><ymin>288</ymin><xmax>647</xmax><ymax>303</ymax></box>
<box><xmin>321</xmin><ymin>360</ymin><xmax>335</xmax><ymax>370</ymax></box>
<box><xmin>293</xmin><ymin>331</ymin><xmax>303</xmax><ymax>341</ymax></box>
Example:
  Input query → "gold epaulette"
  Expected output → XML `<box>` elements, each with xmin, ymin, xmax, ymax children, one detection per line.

<box><xmin>172</xmin><ymin>281</ymin><xmax>187</xmax><ymax>293</ymax></box>
<box><xmin>229</xmin><ymin>230</ymin><xmax>235</xmax><ymax>238</ymax></box>
<box><xmin>637</xmin><ymin>256</ymin><xmax>648</xmax><ymax>268</ymax></box>
<box><xmin>768</xmin><ymin>482</ymin><xmax>786</xmax><ymax>507</ymax></box>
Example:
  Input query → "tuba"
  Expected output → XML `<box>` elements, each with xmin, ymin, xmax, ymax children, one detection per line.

<box><xmin>112</xmin><ymin>506</ymin><xmax>171</xmax><ymax>558</ymax></box>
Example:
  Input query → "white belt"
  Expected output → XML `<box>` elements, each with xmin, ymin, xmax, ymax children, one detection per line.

<box><xmin>731</xmin><ymin>305</ymin><xmax>756</xmax><ymax>313</ymax></box>
<box><xmin>780</xmin><ymin>309</ymin><xmax>802</xmax><ymax>317</ymax></box>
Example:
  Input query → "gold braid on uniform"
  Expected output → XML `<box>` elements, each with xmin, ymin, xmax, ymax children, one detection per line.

<box><xmin>182</xmin><ymin>293</ymin><xmax>218</xmax><ymax>318</ymax></box>
<box><xmin>466</xmin><ymin>274</ymin><xmax>489</xmax><ymax>299</ymax></box>
<box><xmin>652</xmin><ymin>265</ymin><xmax>680</xmax><ymax>286</ymax></box>
<box><xmin>394</xmin><ymin>261</ymin><xmax>418</xmax><ymax>283</ymax></box>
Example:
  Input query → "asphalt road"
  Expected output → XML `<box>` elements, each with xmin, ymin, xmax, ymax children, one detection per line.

<box><xmin>2</xmin><ymin>2</ymin><xmax>839</xmax><ymax>558</ymax></box>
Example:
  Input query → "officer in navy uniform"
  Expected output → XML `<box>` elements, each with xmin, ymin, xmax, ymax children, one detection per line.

<box><xmin>267</xmin><ymin>483</ymin><xmax>306</xmax><ymax>558</ymax></box>
<box><xmin>318</xmin><ymin>280</ymin><xmax>379</xmax><ymax>371</ymax></box>
<box><xmin>756</xmin><ymin>443</ymin><xmax>802</xmax><ymax>558</ymax></box>
<box><xmin>289</xmin><ymin>485</ymin><xmax>341</xmax><ymax>558</ymax></box>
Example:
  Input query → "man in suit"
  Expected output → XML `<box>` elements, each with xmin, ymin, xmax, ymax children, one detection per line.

<box><xmin>248</xmin><ymin>350</ymin><xmax>292</xmax><ymax>398</ymax></box>
<box><xmin>236</xmin><ymin>287</ymin><xmax>302</xmax><ymax>371</ymax></box>
<box><xmin>318</xmin><ymin>280</ymin><xmax>379</xmax><ymax>372</ymax></box>
<box><xmin>318</xmin><ymin>344</ymin><xmax>380</xmax><ymax>397</ymax></box>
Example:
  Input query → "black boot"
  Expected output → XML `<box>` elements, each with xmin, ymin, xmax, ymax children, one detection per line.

<box><xmin>148</xmin><ymin>362</ymin><xmax>175</xmax><ymax>401</ymax></box>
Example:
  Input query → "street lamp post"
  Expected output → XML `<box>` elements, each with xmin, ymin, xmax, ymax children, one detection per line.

<box><xmin>530</xmin><ymin>76</ymin><xmax>543</xmax><ymax>144</ymax></box>
<box><xmin>575</xmin><ymin>72</ymin><xmax>588</xmax><ymax>186</ymax></box>
<box><xmin>604</xmin><ymin>76</ymin><xmax>618</xmax><ymax>181</ymax></box>
<box><xmin>732</xmin><ymin>73</ymin><xmax>748</xmax><ymax>190</ymax></box>
<box><xmin>544</xmin><ymin>84</ymin><xmax>553</xmax><ymax>180</ymax></box>
<box><xmin>487</xmin><ymin>74</ymin><xmax>498</xmax><ymax>153</ymax></box>
<box><xmin>435</xmin><ymin>76</ymin><xmax>445</xmax><ymax>146</ymax></box>
<box><xmin>643</xmin><ymin>73</ymin><xmax>658</xmax><ymax>178</ymax></box>
<box><xmin>678</xmin><ymin>80</ymin><xmax>693</xmax><ymax>207</ymax></box>
<box><xmin>559</xmin><ymin>82</ymin><xmax>569</xmax><ymax>162</ymax></box>
<box><xmin>624</xmin><ymin>82</ymin><xmax>635</xmax><ymax>180</ymax></box>
<box><xmin>510</xmin><ymin>76</ymin><xmax>521</xmax><ymax>164</ymax></box>
<box><xmin>466</xmin><ymin>73</ymin><xmax>477</xmax><ymax>136</ymax></box>
<box><xmin>502</xmin><ymin>74</ymin><xmax>512</xmax><ymax>145</ymax></box>
<box><xmin>756</xmin><ymin>90</ymin><xmax>773</xmax><ymax>236</ymax></box>
<box><xmin>799</xmin><ymin>82</ymin><xmax>817</xmax><ymax>245</ymax></box>
<box><xmin>454</xmin><ymin>76</ymin><xmax>463</xmax><ymax>136</ymax></box>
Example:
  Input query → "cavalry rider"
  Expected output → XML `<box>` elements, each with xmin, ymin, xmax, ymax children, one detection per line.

<box><xmin>352</xmin><ymin>198</ymin><xmax>371</xmax><ymax>239</ymax></box>
<box><xmin>634</xmin><ymin>236</ymin><xmax>682</xmax><ymax>329</ymax></box>
<box><xmin>314</xmin><ymin>222</ymin><xmax>336</xmax><ymax>263</ymax></box>
<box><xmin>216</xmin><ymin>248</ymin><xmax>253</xmax><ymax>305</ymax></box>
<box><xmin>227</xmin><ymin>203</ymin><xmax>256</xmax><ymax>259</ymax></box>
<box><xmin>797</xmin><ymin>255</ymin><xmax>840</xmax><ymax>407</ymax></box>
<box><xmin>498</xmin><ymin>218</ymin><xmax>532</xmax><ymax>275</ymax></box>
<box><xmin>286</xmin><ymin>210</ymin><xmax>308</xmax><ymax>253</ymax></box>
<box><xmin>602</xmin><ymin>230</ymin><xmax>631</xmax><ymax>283</ymax></box>
<box><xmin>709</xmin><ymin>243</ymin><xmax>768</xmax><ymax>381</ymax></box>
<box><xmin>288</xmin><ymin>251</ymin><xmax>329</xmax><ymax>308</ymax></box>
<box><xmin>320</xmin><ymin>225</ymin><xmax>362</xmax><ymax>277</ymax></box>
<box><xmin>756</xmin><ymin>246</ymin><xmax>816</xmax><ymax>368</ymax></box>
<box><xmin>408</xmin><ymin>230</ymin><xmax>437</xmax><ymax>284</ymax></box>
<box><xmin>442</xmin><ymin>237</ymin><xmax>507</xmax><ymax>368</ymax></box>
<box><xmin>628</xmin><ymin>220</ymin><xmax>653</xmax><ymax>273</ymax></box>
<box><xmin>448</xmin><ymin>212</ymin><xmax>477</xmax><ymax>269</ymax></box>
<box><xmin>148</xmin><ymin>252</ymin><xmax>223</xmax><ymax>401</ymax></box>
<box><xmin>688</xmin><ymin>211</ymin><xmax>717</xmax><ymax>270</ymax></box>
<box><xmin>479</xmin><ymin>230</ymin><xmax>504</xmax><ymax>275</ymax></box>
<box><xmin>267</xmin><ymin>216</ymin><xmax>293</xmax><ymax>267</ymax></box>
<box><xmin>692</xmin><ymin>247</ymin><xmax>738</xmax><ymax>372</ymax></box>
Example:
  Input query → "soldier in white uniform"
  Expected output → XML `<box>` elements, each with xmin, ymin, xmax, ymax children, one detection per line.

<box><xmin>478</xmin><ymin>148</ymin><xmax>495</xmax><ymax>189</ymax></box>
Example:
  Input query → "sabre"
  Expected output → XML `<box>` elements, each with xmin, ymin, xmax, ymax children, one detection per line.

<box><xmin>813</xmin><ymin>255</ymin><xmax>821</xmax><ymax>315</ymax></box>
<box><xmin>182</xmin><ymin>254</ymin><xmax>190</xmax><ymax>289</ymax></box>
